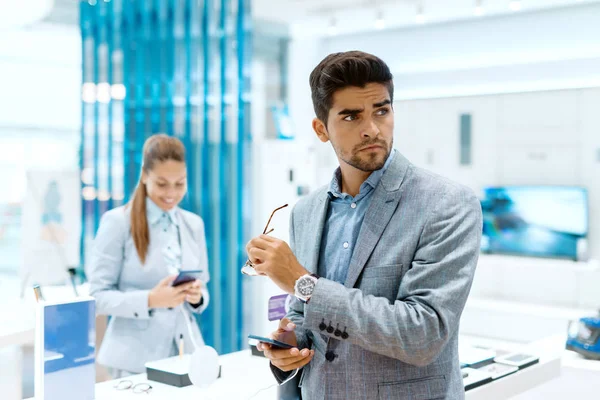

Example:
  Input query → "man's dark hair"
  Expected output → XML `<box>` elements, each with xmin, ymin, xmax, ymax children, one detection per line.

<box><xmin>309</xmin><ymin>51</ymin><xmax>394</xmax><ymax>125</ymax></box>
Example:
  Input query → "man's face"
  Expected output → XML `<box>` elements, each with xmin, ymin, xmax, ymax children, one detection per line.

<box><xmin>314</xmin><ymin>82</ymin><xmax>394</xmax><ymax>172</ymax></box>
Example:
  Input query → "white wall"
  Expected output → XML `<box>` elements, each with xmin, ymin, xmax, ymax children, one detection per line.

<box><xmin>320</xmin><ymin>4</ymin><xmax>600</xmax><ymax>99</ymax></box>
<box><xmin>287</xmin><ymin>37</ymin><xmax>340</xmax><ymax>187</ymax></box>
<box><xmin>0</xmin><ymin>23</ymin><xmax>81</xmax><ymax>278</ymax></box>
<box><xmin>287</xmin><ymin>4</ymin><xmax>600</xmax><ymax>258</ymax></box>
<box><xmin>0</xmin><ymin>23</ymin><xmax>81</xmax><ymax>131</ymax></box>
<box><xmin>288</xmin><ymin>4</ymin><xmax>600</xmax><ymax>190</ymax></box>
<box><xmin>245</xmin><ymin>58</ymin><xmax>321</xmax><ymax>342</ymax></box>
<box><xmin>285</xmin><ymin>6</ymin><xmax>600</xmax><ymax>340</ymax></box>
<box><xmin>394</xmin><ymin>88</ymin><xmax>600</xmax><ymax>259</ymax></box>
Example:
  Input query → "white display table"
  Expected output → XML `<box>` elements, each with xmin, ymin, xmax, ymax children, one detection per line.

<box><xmin>26</xmin><ymin>351</ymin><xmax>278</xmax><ymax>400</ymax></box>
<box><xmin>12</xmin><ymin>283</ymin><xmax>566</xmax><ymax>400</ymax></box>
<box><xmin>465</xmin><ymin>353</ymin><xmax>561</xmax><ymax>400</ymax></box>
<box><xmin>0</xmin><ymin>300</ymin><xmax>35</xmax><ymax>348</ymax></box>
<box><xmin>460</xmin><ymin>334</ymin><xmax>563</xmax><ymax>400</ymax></box>
<box><xmin>24</xmin><ymin>342</ymin><xmax>562</xmax><ymax>400</ymax></box>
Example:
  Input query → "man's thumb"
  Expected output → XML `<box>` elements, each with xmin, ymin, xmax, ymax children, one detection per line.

<box><xmin>279</xmin><ymin>318</ymin><xmax>296</xmax><ymax>332</ymax></box>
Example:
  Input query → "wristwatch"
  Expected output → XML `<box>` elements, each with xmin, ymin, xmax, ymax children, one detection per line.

<box><xmin>294</xmin><ymin>274</ymin><xmax>319</xmax><ymax>303</ymax></box>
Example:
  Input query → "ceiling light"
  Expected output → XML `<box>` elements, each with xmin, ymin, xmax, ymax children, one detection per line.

<box><xmin>111</xmin><ymin>84</ymin><xmax>126</xmax><ymax>101</ymax></box>
<box><xmin>97</xmin><ymin>190</ymin><xmax>111</xmax><ymax>202</ymax></box>
<box><xmin>474</xmin><ymin>0</ymin><xmax>484</xmax><ymax>16</ymax></box>
<box><xmin>509</xmin><ymin>0</ymin><xmax>522</xmax><ymax>11</ymax></box>
<box><xmin>96</xmin><ymin>83</ymin><xmax>111</xmax><ymax>104</ymax></box>
<box><xmin>112</xmin><ymin>192</ymin><xmax>125</xmax><ymax>201</ymax></box>
<box><xmin>82</xmin><ymin>187</ymin><xmax>97</xmax><ymax>201</ymax></box>
<box><xmin>415</xmin><ymin>2</ymin><xmax>425</xmax><ymax>24</ymax></box>
<box><xmin>0</xmin><ymin>0</ymin><xmax>54</xmax><ymax>29</ymax></box>
<box><xmin>81</xmin><ymin>83</ymin><xmax>96</xmax><ymax>104</ymax></box>
<box><xmin>374</xmin><ymin>11</ymin><xmax>385</xmax><ymax>30</ymax></box>
<box><xmin>327</xmin><ymin>17</ymin><xmax>337</xmax><ymax>36</ymax></box>
<box><xmin>81</xmin><ymin>168</ymin><xmax>94</xmax><ymax>185</ymax></box>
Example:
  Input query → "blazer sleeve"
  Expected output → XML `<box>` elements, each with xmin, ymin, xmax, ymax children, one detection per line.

<box><xmin>88</xmin><ymin>209</ymin><xmax>152</xmax><ymax>320</ymax></box>
<box><xmin>270</xmin><ymin>207</ymin><xmax>313</xmax><ymax>384</ymax></box>
<box><xmin>285</xmin><ymin>207</ymin><xmax>312</xmax><ymax>350</ymax></box>
<box><xmin>185</xmin><ymin>216</ymin><xmax>210</xmax><ymax>315</ymax></box>
<box><xmin>302</xmin><ymin>188</ymin><xmax>483</xmax><ymax>367</ymax></box>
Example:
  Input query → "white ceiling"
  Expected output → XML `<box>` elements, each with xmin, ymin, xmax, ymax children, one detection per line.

<box><xmin>32</xmin><ymin>0</ymin><xmax>600</xmax><ymax>38</ymax></box>
<box><xmin>43</xmin><ymin>0</ymin><xmax>78</xmax><ymax>26</ymax></box>
<box><xmin>252</xmin><ymin>0</ymin><xmax>600</xmax><ymax>37</ymax></box>
<box><xmin>0</xmin><ymin>0</ymin><xmax>55</xmax><ymax>29</ymax></box>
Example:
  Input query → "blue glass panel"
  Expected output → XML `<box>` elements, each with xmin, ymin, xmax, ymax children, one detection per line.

<box><xmin>80</xmin><ymin>0</ymin><xmax>251</xmax><ymax>354</ymax></box>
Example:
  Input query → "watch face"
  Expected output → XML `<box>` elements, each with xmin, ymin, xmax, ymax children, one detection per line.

<box><xmin>297</xmin><ymin>277</ymin><xmax>315</xmax><ymax>296</ymax></box>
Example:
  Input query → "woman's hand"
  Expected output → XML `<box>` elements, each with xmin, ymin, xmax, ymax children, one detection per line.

<box><xmin>148</xmin><ymin>275</ymin><xmax>195</xmax><ymax>308</ymax></box>
<box><xmin>184</xmin><ymin>280</ymin><xmax>203</xmax><ymax>305</ymax></box>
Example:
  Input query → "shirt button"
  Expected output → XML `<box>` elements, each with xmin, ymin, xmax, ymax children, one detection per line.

<box><xmin>351</xmin><ymin>203</ymin><xmax>356</xmax><ymax>209</ymax></box>
<box><xmin>343</xmin><ymin>242</ymin><xmax>349</xmax><ymax>249</ymax></box>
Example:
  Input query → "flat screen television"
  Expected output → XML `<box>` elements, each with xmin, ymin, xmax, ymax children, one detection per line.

<box><xmin>480</xmin><ymin>186</ymin><xmax>588</xmax><ymax>260</ymax></box>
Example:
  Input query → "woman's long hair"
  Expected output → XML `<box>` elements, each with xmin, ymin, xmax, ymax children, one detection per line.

<box><xmin>128</xmin><ymin>134</ymin><xmax>186</xmax><ymax>264</ymax></box>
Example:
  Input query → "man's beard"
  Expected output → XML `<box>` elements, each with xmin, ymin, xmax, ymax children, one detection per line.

<box><xmin>336</xmin><ymin>139</ymin><xmax>392</xmax><ymax>172</ymax></box>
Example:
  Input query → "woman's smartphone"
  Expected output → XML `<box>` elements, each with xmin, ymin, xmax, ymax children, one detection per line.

<box><xmin>172</xmin><ymin>270</ymin><xmax>203</xmax><ymax>287</ymax></box>
<box><xmin>248</xmin><ymin>334</ymin><xmax>294</xmax><ymax>349</ymax></box>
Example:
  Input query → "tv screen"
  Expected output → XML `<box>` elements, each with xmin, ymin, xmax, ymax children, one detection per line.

<box><xmin>480</xmin><ymin>186</ymin><xmax>588</xmax><ymax>260</ymax></box>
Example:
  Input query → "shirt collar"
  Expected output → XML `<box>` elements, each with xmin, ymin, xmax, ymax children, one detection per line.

<box><xmin>328</xmin><ymin>149</ymin><xmax>397</xmax><ymax>199</ymax></box>
<box><xmin>146</xmin><ymin>197</ymin><xmax>179</xmax><ymax>226</ymax></box>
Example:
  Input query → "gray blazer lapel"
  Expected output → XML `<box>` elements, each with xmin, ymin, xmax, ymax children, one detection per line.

<box><xmin>303</xmin><ymin>191</ymin><xmax>329</xmax><ymax>275</ymax></box>
<box><xmin>343</xmin><ymin>153</ymin><xmax>411</xmax><ymax>288</ymax></box>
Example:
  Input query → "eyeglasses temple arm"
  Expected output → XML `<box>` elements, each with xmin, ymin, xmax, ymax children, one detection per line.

<box><xmin>262</xmin><ymin>203</ymin><xmax>289</xmax><ymax>234</ymax></box>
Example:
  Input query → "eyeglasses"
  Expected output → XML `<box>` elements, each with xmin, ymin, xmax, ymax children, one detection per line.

<box><xmin>114</xmin><ymin>380</ymin><xmax>153</xmax><ymax>394</ymax></box>
<box><xmin>241</xmin><ymin>204</ymin><xmax>288</xmax><ymax>276</ymax></box>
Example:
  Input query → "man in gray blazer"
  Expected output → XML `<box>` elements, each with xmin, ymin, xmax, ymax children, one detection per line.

<box><xmin>246</xmin><ymin>51</ymin><xmax>482</xmax><ymax>400</ymax></box>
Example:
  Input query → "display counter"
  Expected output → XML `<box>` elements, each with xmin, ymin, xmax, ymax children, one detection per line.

<box><xmin>24</xmin><ymin>336</ymin><xmax>563</xmax><ymax>400</ymax></box>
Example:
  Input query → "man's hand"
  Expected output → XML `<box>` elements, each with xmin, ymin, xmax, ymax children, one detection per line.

<box><xmin>246</xmin><ymin>235</ymin><xmax>309</xmax><ymax>294</ymax></box>
<box><xmin>257</xmin><ymin>318</ymin><xmax>314</xmax><ymax>372</ymax></box>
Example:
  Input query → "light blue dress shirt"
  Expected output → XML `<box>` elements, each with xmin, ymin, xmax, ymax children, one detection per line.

<box><xmin>318</xmin><ymin>150</ymin><xmax>396</xmax><ymax>284</ymax></box>
<box><xmin>145</xmin><ymin>198</ymin><xmax>183</xmax><ymax>274</ymax></box>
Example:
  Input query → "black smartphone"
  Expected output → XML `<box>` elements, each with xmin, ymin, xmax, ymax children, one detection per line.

<box><xmin>248</xmin><ymin>334</ymin><xmax>294</xmax><ymax>349</ymax></box>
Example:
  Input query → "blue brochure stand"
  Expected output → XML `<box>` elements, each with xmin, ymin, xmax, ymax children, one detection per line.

<box><xmin>35</xmin><ymin>296</ymin><xmax>96</xmax><ymax>400</ymax></box>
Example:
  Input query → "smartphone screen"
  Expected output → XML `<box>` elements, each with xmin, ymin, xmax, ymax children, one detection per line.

<box><xmin>248</xmin><ymin>334</ymin><xmax>294</xmax><ymax>349</ymax></box>
<box><xmin>172</xmin><ymin>270</ymin><xmax>203</xmax><ymax>287</ymax></box>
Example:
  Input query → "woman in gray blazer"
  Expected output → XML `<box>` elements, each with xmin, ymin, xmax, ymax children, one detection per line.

<box><xmin>88</xmin><ymin>134</ymin><xmax>210</xmax><ymax>378</ymax></box>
